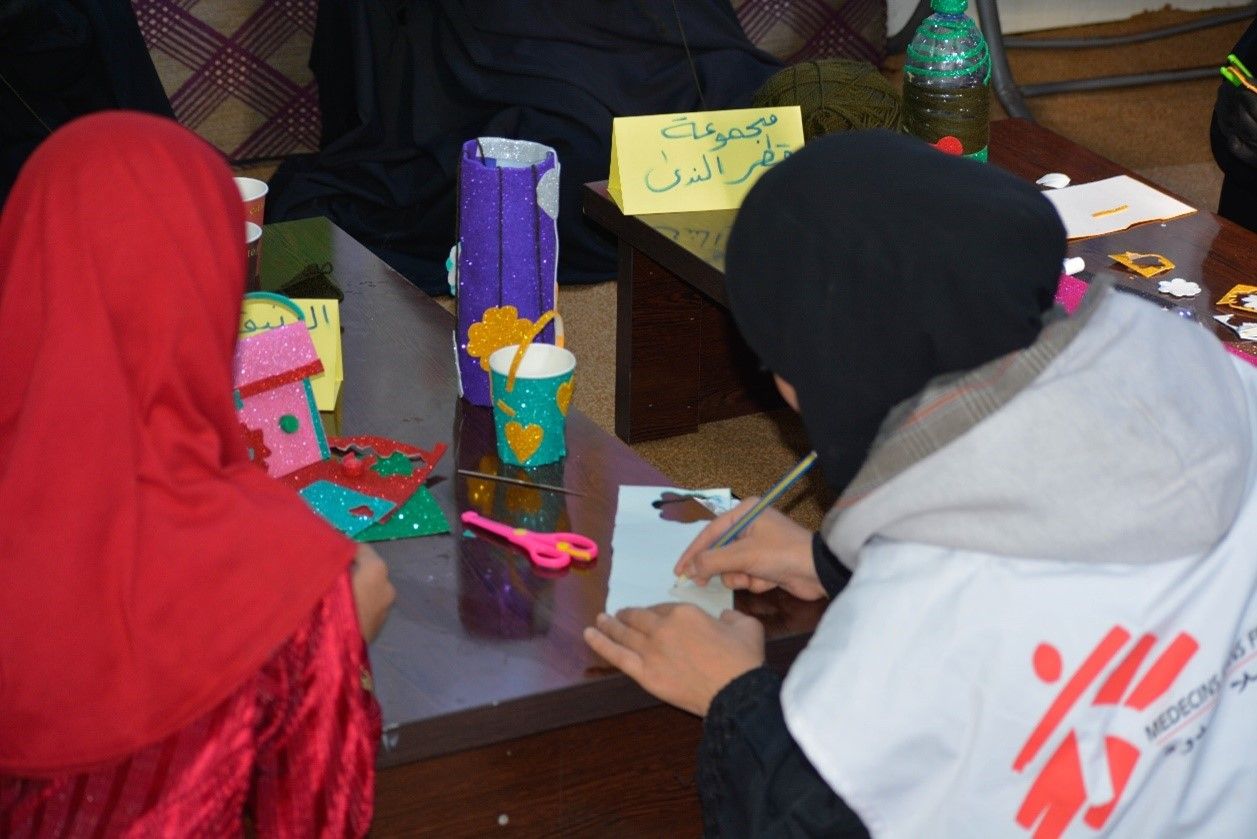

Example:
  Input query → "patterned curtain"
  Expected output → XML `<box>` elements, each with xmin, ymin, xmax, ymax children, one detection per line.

<box><xmin>131</xmin><ymin>0</ymin><xmax>320</xmax><ymax>162</ymax></box>
<box><xmin>733</xmin><ymin>0</ymin><xmax>887</xmax><ymax>65</ymax></box>
<box><xmin>129</xmin><ymin>0</ymin><xmax>888</xmax><ymax>162</ymax></box>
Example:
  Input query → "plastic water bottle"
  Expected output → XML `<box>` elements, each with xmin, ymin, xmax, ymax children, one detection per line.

<box><xmin>902</xmin><ymin>0</ymin><xmax>991</xmax><ymax>161</ymax></box>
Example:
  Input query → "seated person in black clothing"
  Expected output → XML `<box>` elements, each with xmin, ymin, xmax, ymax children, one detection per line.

<box><xmin>1212</xmin><ymin>13</ymin><xmax>1257</xmax><ymax>230</ymax></box>
<box><xmin>586</xmin><ymin>131</ymin><xmax>1257</xmax><ymax>836</ymax></box>
<box><xmin>0</xmin><ymin>0</ymin><xmax>171</xmax><ymax>205</ymax></box>
<box><xmin>267</xmin><ymin>0</ymin><xmax>779</xmax><ymax>295</ymax></box>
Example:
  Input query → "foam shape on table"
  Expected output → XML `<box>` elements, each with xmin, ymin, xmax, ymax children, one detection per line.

<box><xmin>359</xmin><ymin>486</ymin><xmax>449</xmax><ymax>542</ymax></box>
<box><xmin>1109</xmin><ymin>251</ymin><xmax>1175</xmax><ymax>279</ymax></box>
<box><xmin>1158</xmin><ymin>278</ymin><xmax>1201</xmax><ymax>298</ymax></box>
<box><xmin>233</xmin><ymin>320</ymin><xmax>329</xmax><ymax>478</ymax></box>
<box><xmin>1057</xmin><ymin>275</ymin><xmax>1257</xmax><ymax>370</ymax></box>
<box><xmin>1037</xmin><ymin>172</ymin><xmax>1071</xmax><ymax>189</ymax></box>
<box><xmin>239</xmin><ymin>297</ymin><xmax>342</xmax><ymax>411</ymax></box>
<box><xmin>1216</xmin><ymin>284</ymin><xmax>1257</xmax><ymax>316</ymax></box>
<box><xmin>287</xmin><ymin>437</ymin><xmax>446</xmax><ymax>507</ymax></box>
<box><xmin>1054</xmin><ymin>273</ymin><xmax>1088</xmax><ymax>314</ymax></box>
<box><xmin>299</xmin><ymin>480</ymin><xmax>396</xmax><ymax>537</ymax></box>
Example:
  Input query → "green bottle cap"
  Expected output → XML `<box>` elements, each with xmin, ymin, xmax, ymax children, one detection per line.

<box><xmin>931</xmin><ymin>0</ymin><xmax>967</xmax><ymax>14</ymax></box>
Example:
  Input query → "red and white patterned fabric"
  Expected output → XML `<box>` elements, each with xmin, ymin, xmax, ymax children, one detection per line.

<box><xmin>0</xmin><ymin>574</ymin><xmax>380</xmax><ymax>837</ymax></box>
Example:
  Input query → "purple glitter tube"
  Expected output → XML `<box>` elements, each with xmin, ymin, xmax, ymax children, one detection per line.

<box><xmin>455</xmin><ymin>138</ymin><xmax>560</xmax><ymax>406</ymax></box>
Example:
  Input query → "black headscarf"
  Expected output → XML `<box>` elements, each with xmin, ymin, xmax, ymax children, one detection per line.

<box><xmin>725</xmin><ymin>130</ymin><xmax>1064</xmax><ymax>493</ymax></box>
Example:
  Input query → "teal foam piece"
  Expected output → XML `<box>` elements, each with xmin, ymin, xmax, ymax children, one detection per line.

<box><xmin>299</xmin><ymin>480</ymin><xmax>396</xmax><ymax>537</ymax></box>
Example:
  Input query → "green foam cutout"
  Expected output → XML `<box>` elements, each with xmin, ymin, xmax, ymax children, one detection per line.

<box><xmin>358</xmin><ymin>486</ymin><xmax>449</xmax><ymax>542</ymax></box>
<box><xmin>372</xmin><ymin>451</ymin><xmax>415</xmax><ymax>477</ymax></box>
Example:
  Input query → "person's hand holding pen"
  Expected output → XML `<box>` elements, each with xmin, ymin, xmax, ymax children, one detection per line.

<box><xmin>586</xmin><ymin>452</ymin><xmax>821</xmax><ymax>715</ymax></box>
<box><xmin>673</xmin><ymin>496</ymin><xmax>827</xmax><ymax>601</ymax></box>
<box><xmin>584</xmin><ymin>493</ymin><xmax>821</xmax><ymax>716</ymax></box>
<box><xmin>1216</xmin><ymin>52</ymin><xmax>1257</xmax><ymax>168</ymax></box>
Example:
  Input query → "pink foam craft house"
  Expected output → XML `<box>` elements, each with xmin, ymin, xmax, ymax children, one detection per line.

<box><xmin>233</xmin><ymin>293</ymin><xmax>330</xmax><ymax>477</ymax></box>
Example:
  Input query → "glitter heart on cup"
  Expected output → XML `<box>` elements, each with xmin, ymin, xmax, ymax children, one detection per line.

<box><xmin>555</xmin><ymin>379</ymin><xmax>574</xmax><ymax>416</ymax></box>
<box><xmin>504</xmin><ymin>421</ymin><xmax>544</xmax><ymax>463</ymax></box>
<box><xmin>488</xmin><ymin>342</ymin><xmax>575</xmax><ymax>467</ymax></box>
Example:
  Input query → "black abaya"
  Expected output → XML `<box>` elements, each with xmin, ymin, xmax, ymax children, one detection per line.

<box><xmin>0</xmin><ymin>0</ymin><xmax>172</xmax><ymax>204</ymax></box>
<box><xmin>266</xmin><ymin>0</ymin><xmax>780</xmax><ymax>295</ymax></box>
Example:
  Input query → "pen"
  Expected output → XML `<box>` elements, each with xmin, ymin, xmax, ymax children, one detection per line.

<box><xmin>1221</xmin><ymin>53</ymin><xmax>1257</xmax><ymax>93</ymax></box>
<box><xmin>1229</xmin><ymin>52</ymin><xmax>1254</xmax><ymax>80</ymax></box>
<box><xmin>676</xmin><ymin>451</ymin><xmax>818</xmax><ymax>585</ymax></box>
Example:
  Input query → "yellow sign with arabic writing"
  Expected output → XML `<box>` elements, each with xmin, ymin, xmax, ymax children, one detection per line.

<box><xmin>239</xmin><ymin>297</ymin><xmax>343</xmax><ymax>410</ymax></box>
<box><xmin>607</xmin><ymin>106</ymin><xmax>804</xmax><ymax>216</ymax></box>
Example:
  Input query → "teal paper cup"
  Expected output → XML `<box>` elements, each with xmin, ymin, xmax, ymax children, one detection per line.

<box><xmin>488</xmin><ymin>343</ymin><xmax>576</xmax><ymax>468</ymax></box>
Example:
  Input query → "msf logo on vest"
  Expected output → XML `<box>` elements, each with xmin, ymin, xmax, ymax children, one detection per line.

<box><xmin>1012</xmin><ymin>626</ymin><xmax>1198</xmax><ymax>838</ymax></box>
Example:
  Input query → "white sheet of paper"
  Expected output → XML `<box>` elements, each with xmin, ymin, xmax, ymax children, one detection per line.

<box><xmin>1042</xmin><ymin>175</ymin><xmax>1195</xmax><ymax>239</ymax></box>
<box><xmin>606</xmin><ymin>486</ymin><xmax>735</xmax><ymax>618</ymax></box>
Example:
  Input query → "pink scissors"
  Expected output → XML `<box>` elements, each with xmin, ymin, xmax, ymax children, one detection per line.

<box><xmin>460</xmin><ymin>511</ymin><xmax>598</xmax><ymax>570</ymax></box>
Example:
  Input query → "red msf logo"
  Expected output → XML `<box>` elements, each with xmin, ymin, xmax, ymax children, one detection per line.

<box><xmin>1013</xmin><ymin>626</ymin><xmax>1198</xmax><ymax>838</ymax></box>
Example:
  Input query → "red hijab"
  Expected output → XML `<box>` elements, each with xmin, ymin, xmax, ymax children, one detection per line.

<box><xmin>0</xmin><ymin>113</ymin><xmax>356</xmax><ymax>775</ymax></box>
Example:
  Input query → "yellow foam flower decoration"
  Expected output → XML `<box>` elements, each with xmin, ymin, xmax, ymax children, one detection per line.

<box><xmin>466</xmin><ymin>305</ymin><xmax>536</xmax><ymax>371</ymax></box>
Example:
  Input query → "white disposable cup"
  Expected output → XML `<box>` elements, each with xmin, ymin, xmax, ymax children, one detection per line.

<box><xmin>234</xmin><ymin>176</ymin><xmax>268</xmax><ymax>226</ymax></box>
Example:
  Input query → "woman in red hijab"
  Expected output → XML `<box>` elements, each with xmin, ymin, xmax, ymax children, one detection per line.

<box><xmin>0</xmin><ymin>112</ymin><xmax>393</xmax><ymax>835</ymax></box>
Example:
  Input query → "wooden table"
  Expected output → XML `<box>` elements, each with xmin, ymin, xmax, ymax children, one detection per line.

<box><xmin>583</xmin><ymin>118</ymin><xmax>1257</xmax><ymax>443</ymax></box>
<box><xmin>258</xmin><ymin>218</ymin><xmax>827</xmax><ymax>837</ymax></box>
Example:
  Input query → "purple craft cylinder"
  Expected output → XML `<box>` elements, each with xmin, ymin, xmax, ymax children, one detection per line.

<box><xmin>456</xmin><ymin>138</ymin><xmax>560</xmax><ymax>406</ymax></box>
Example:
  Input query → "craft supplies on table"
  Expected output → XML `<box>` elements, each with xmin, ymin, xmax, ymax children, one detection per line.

<box><xmin>1108</xmin><ymin>251</ymin><xmax>1176</xmax><ymax>279</ymax></box>
<box><xmin>454</xmin><ymin>137</ymin><xmax>560</xmax><ymax>406</ymax></box>
<box><xmin>607</xmin><ymin>486</ymin><xmax>736</xmax><ymax>618</ymax></box>
<box><xmin>1042</xmin><ymin>176</ymin><xmax>1195</xmax><ymax>239</ymax></box>
<box><xmin>712</xmin><ymin>452</ymin><xmax>818</xmax><ymax>549</ymax></box>
<box><xmin>457</xmin><ymin>468</ymin><xmax>582</xmax><ymax>496</ymax></box>
<box><xmin>461</xmin><ymin>510</ymin><xmax>597</xmax><ymax>570</ymax></box>
<box><xmin>488</xmin><ymin>331</ymin><xmax>575</xmax><ymax>468</ymax></box>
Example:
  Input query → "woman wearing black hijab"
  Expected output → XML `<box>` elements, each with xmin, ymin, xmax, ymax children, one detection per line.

<box><xmin>586</xmin><ymin>131</ymin><xmax>1257</xmax><ymax>836</ymax></box>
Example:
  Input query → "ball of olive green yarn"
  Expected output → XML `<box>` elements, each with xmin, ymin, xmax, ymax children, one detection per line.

<box><xmin>752</xmin><ymin>60</ymin><xmax>902</xmax><ymax>141</ymax></box>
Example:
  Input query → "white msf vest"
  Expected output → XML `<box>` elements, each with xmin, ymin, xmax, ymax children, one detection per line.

<box><xmin>783</xmin><ymin>492</ymin><xmax>1257</xmax><ymax>838</ymax></box>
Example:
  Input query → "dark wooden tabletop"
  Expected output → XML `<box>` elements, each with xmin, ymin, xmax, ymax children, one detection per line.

<box><xmin>991</xmin><ymin>118</ymin><xmax>1242</xmax><ymax>337</ymax></box>
<box><xmin>258</xmin><ymin>217</ymin><xmax>827</xmax><ymax>768</ymax></box>
<box><xmin>584</xmin><ymin>118</ymin><xmax>1257</xmax><ymax>356</ymax></box>
<box><xmin>584</xmin><ymin>182</ymin><xmax>733</xmax><ymax>307</ymax></box>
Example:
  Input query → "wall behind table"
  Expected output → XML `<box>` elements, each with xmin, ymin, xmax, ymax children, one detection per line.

<box><xmin>131</xmin><ymin>0</ymin><xmax>320</xmax><ymax>162</ymax></box>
